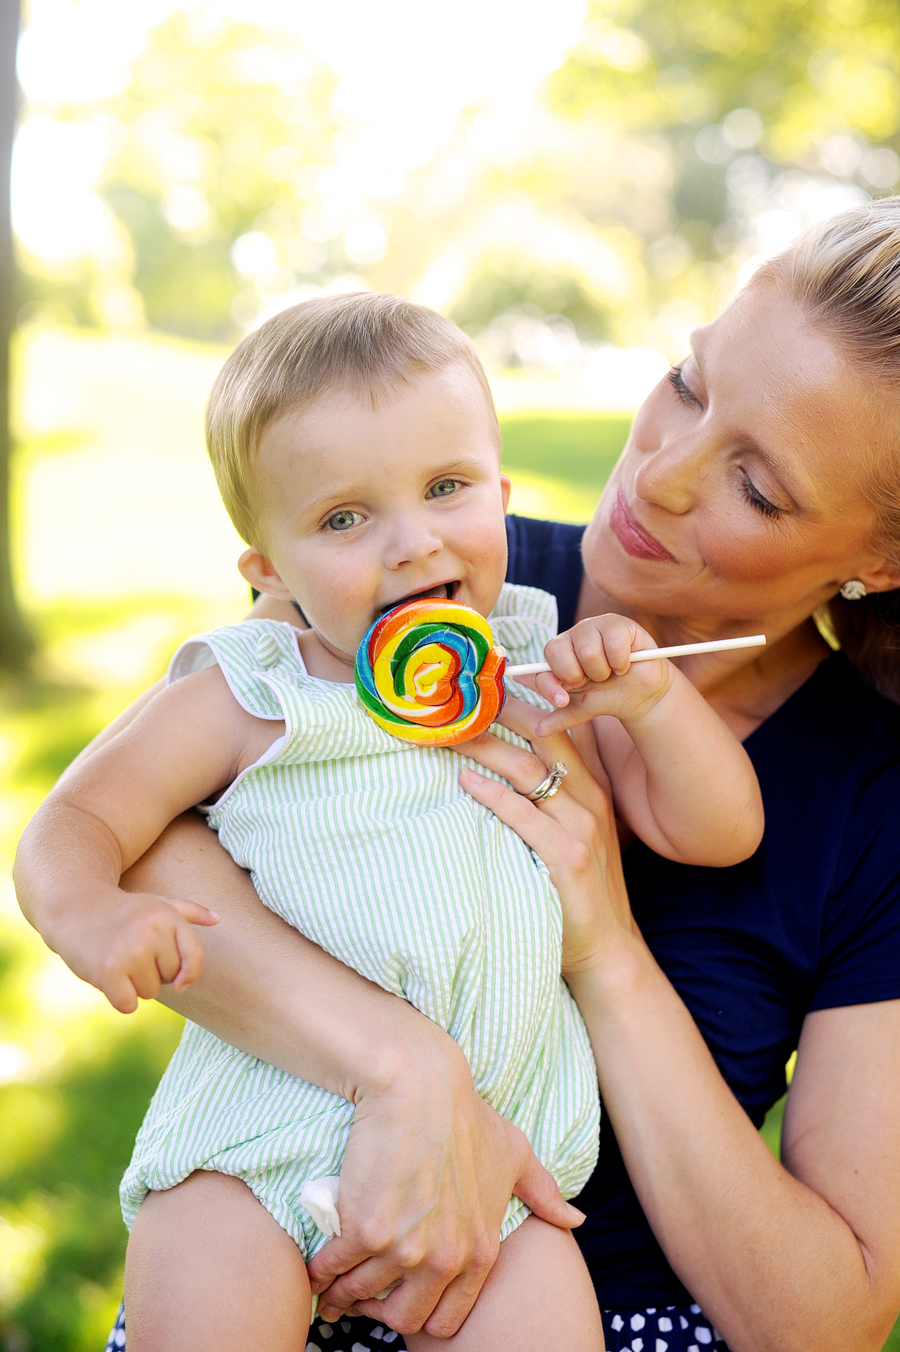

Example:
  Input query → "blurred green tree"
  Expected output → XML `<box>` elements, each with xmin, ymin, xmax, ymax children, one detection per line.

<box><xmin>539</xmin><ymin>0</ymin><xmax>900</xmax><ymax>330</ymax></box>
<box><xmin>363</xmin><ymin>0</ymin><xmax>900</xmax><ymax>355</ymax></box>
<box><xmin>97</xmin><ymin>10</ymin><xmax>343</xmax><ymax>339</ymax></box>
<box><xmin>14</xmin><ymin>0</ymin><xmax>900</xmax><ymax>358</ymax></box>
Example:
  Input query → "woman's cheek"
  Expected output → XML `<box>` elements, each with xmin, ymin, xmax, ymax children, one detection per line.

<box><xmin>694</xmin><ymin>515</ymin><xmax>794</xmax><ymax>585</ymax></box>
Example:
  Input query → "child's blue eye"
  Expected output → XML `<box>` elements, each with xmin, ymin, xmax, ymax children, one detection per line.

<box><xmin>428</xmin><ymin>479</ymin><xmax>460</xmax><ymax>499</ymax></box>
<box><xmin>326</xmin><ymin>509</ymin><xmax>361</xmax><ymax>531</ymax></box>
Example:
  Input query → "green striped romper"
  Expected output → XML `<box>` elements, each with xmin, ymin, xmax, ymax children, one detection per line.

<box><xmin>119</xmin><ymin>583</ymin><xmax>600</xmax><ymax>1259</ymax></box>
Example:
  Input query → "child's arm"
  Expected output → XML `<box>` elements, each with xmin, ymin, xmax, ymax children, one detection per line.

<box><xmin>530</xmin><ymin>614</ymin><xmax>764</xmax><ymax>866</ymax></box>
<box><xmin>14</xmin><ymin>666</ymin><xmax>276</xmax><ymax>1011</ymax></box>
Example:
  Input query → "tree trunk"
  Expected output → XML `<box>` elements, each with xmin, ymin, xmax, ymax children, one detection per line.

<box><xmin>0</xmin><ymin>0</ymin><xmax>34</xmax><ymax>672</ymax></box>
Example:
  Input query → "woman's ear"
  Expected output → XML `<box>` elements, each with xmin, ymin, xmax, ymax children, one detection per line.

<box><xmin>238</xmin><ymin>548</ymin><xmax>294</xmax><ymax>600</ymax></box>
<box><xmin>857</xmin><ymin>559</ymin><xmax>900</xmax><ymax>595</ymax></box>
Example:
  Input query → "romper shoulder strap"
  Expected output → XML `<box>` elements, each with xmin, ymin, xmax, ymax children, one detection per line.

<box><xmin>168</xmin><ymin>619</ymin><xmax>303</xmax><ymax>722</ymax></box>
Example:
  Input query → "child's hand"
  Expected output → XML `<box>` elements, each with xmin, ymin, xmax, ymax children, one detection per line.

<box><xmin>532</xmin><ymin>614</ymin><xmax>675</xmax><ymax>734</ymax></box>
<box><xmin>52</xmin><ymin>886</ymin><xmax>220</xmax><ymax>1014</ymax></box>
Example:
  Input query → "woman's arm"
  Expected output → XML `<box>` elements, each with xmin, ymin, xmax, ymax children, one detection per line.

<box><xmin>573</xmin><ymin>946</ymin><xmax>900</xmax><ymax>1352</ymax></box>
<box><xmin>459</xmin><ymin>704</ymin><xmax>900</xmax><ymax>1352</ymax></box>
<box><xmin>117</xmin><ymin>811</ymin><xmax>584</xmax><ymax>1335</ymax></box>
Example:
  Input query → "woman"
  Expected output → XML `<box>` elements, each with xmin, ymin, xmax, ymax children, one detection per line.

<box><xmin>74</xmin><ymin>196</ymin><xmax>900</xmax><ymax>1350</ymax></box>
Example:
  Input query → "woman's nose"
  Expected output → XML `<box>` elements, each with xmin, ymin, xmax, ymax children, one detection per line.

<box><xmin>632</xmin><ymin>430</ymin><xmax>708</xmax><ymax>515</ymax></box>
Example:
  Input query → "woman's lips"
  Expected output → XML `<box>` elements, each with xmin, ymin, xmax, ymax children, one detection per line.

<box><xmin>609</xmin><ymin>491</ymin><xmax>675</xmax><ymax>562</ymax></box>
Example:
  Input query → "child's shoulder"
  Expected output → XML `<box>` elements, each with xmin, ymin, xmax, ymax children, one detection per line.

<box><xmin>168</xmin><ymin>619</ymin><xmax>304</xmax><ymax>724</ymax></box>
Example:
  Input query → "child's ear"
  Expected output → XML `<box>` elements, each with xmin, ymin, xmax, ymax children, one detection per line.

<box><xmin>500</xmin><ymin>475</ymin><xmax>511</xmax><ymax>514</ymax></box>
<box><xmin>238</xmin><ymin>548</ymin><xmax>294</xmax><ymax>601</ymax></box>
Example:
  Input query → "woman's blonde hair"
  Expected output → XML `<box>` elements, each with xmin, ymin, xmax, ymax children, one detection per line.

<box><xmin>206</xmin><ymin>292</ymin><xmax>499</xmax><ymax>545</ymax></box>
<box><xmin>757</xmin><ymin>196</ymin><xmax>900</xmax><ymax>703</ymax></box>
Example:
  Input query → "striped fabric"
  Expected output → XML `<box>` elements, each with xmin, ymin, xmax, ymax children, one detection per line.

<box><xmin>119</xmin><ymin>584</ymin><xmax>600</xmax><ymax>1260</ymax></box>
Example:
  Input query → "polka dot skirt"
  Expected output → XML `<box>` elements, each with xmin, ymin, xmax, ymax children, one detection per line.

<box><xmin>105</xmin><ymin>1300</ymin><xmax>728</xmax><ymax>1350</ymax></box>
<box><xmin>601</xmin><ymin>1304</ymin><xmax>728</xmax><ymax>1352</ymax></box>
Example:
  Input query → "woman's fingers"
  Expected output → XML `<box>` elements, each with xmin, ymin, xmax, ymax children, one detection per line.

<box><xmin>460</xmin><ymin>764</ymin><xmax>631</xmax><ymax>974</ymax></box>
<box><xmin>308</xmin><ymin>1139</ymin><xmax>500</xmax><ymax>1333</ymax></box>
<box><xmin>317</xmin><ymin>1232</ymin><xmax>498</xmax><ymax>1334</ymax></box>
<box><xmin>507</xmin><ymin>1121</ymin><xmax>586</xmax><ymax>1228</ymax></box>
<box><xmin>305</xmin><ymin>1063</ymin><xmax>502</xmax><ymax>1333</ymax></box>
<box><xmin>307</xmin><ymin>1077</ymin><xmax>576</xmax><ymax>1337</ymax></box>
<box><xmin>461</xmin><ymin>700</ymin><xmax>610</xmax><ymax>813</ymax></box>
<box><xmin>457</xmin><ymin>767</ymin><xmax>592</xmax><ymax>875</ymax></box>
<box><xmin>341</xmin><ymin>1135</ymin><xmax>581</xmax><ymax>1335</ymax></box>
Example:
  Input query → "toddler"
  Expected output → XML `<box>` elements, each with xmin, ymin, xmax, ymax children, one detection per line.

<box><xmin>15</xmin><ymin>293</ymin><xmax>762</xmax><ymax>1351</ymax></box>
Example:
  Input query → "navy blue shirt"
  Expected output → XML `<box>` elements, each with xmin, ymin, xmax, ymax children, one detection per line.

<box><xmin>505</xmin><ymin>514</ymin><xmax>900</xmax><ymax>1308</ymax></box>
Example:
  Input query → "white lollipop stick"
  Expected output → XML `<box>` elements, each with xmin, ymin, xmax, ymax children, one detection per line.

<box><xmin>506</xmin><ymin>633</ymin><xmax>766</xmax><ymax>677</ymax></box>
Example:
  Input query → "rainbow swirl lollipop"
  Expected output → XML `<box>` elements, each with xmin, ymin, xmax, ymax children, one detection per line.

<box><xmin>355</xmin><ymin>598</ymin><xmax>507</xmax><ymax>746</ymax></box>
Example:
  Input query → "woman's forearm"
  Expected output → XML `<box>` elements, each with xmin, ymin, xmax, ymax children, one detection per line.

<box><xmin>569</xmin><ymin>939</ymin><xmax>900</xmax><ymax>1352</ymax></box>
<box><xmin>121</xmin><ymin>811</ymin><xmax>583</xmax><ymax>1336</ymax></box>
<box><xmin>121</xmin><ymin>811</ymin><xmax>452</xmax><ymax>1100</ymax></box>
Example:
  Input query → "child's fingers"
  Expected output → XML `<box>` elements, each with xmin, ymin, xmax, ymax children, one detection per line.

<box><xmin>568</xmin><ymin>623</ymin><xmax>616</xmax><ymax>682</ymax></box>
<box><xmin>166</xmin><ymin>897</ymin><xmax>221</xmax><ymax>927</ymax></box>
<box><xmin>170</xmin><ymin>919</ymin><xmax>208</xmax><ymax>991</ymax></box>
<box><xmin>165</xmin><ymin>899</ymin><xmax>217</xmax><ymax>991</ymax></box>
<box><xmin>532</xmin><ymin>702</ymin><xmax>596</xmax><ymax>737</ymax></box>
<box><xmin>101</xmin><ymin>973</ymin><xmax>141</xmax><ymax>1015</ymax></box>
<box><xmin>137</xmin><ymin>902</ymin><xmax>209</xmax><ymax>993</ymax></box>
<box><xmin>532</xmin><ymin>669</ymin><xmax>571</xmax><ymax>708</ymax></box>
<box><xmin>543</xmin><ymin>633</ymin><xmax>590</xmax><ymax>689</ymax></box>
<box><xmin>97</xmin><ymin>896</ymin><xmax>213</xmax><ymax>1010</ymax></box>
<box><xmin>100</xmin><ymin>942</ymin><xmax>166</xmax><ymax>1010</ymax></box>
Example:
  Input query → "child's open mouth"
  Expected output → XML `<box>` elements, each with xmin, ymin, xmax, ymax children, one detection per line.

<box><xmin>378</xmin><ymin>582</ymin><xmax>458</xmax><ymax>615</ymax></box>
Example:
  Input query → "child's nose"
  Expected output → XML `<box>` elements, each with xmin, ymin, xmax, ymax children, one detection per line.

<box><xmin>382</xmin><ymin>513</ymin><xmax>443</xmax><ymax>569</ymax></box>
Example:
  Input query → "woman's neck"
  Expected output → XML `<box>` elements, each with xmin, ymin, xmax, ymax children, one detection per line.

<box><xmin>574</xmin><ymin>571</ymin><xmax>832</xmax><ymax>741</ymax></box>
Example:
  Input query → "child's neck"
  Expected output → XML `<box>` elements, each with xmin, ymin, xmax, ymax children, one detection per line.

<box><xmin>295</xmin><ymin>627</ymin><xmax>357</xmax><ymax>684</ymax></box>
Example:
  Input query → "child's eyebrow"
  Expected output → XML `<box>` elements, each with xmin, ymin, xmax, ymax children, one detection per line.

<box><xmin>302</xmin><ymin>457</ymin><xmax>490</xmax><ymax>515</ymax></box>
<box><xmin>428</xmin><ymin>456</ymin><xmax>487</xmax><ymax>475</ymax></box>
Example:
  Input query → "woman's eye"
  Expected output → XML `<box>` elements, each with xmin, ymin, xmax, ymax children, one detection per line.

<box><xmin>739</xmin><ymin>471</ymin><xmax>782</xmax><ymax>520</ymax></box>
<box><xmin>427</xmin><ymin>478</ymin><xmax>461</xmax><ymax>499</ymax></box>
<box><xmin>667</xmin><ymin>366</ymin><xmax>703</xmax><ymax>409</ymax></box>
<box><xmin>325</xmin><ymin>509</ymin><xmax>362</xmax><ymax>532</ymax></box>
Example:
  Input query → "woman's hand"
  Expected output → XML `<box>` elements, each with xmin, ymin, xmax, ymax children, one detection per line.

<box><xmin>124</xmin><ymin>816</ymin><xmax>582</xmax><ymax>1339</ymax></box>
<box><xmin>306</xmin><ymin>1039</ymin><xmax>585</xmax><ymax>1336</ymax></box>
<box><xmin>308</xmin><ymin>705</ymin><xmax>627</xmax><ymax>1335</ymax></box>
<box><xmin>455</xmin><ymin>697</ymin><xmax>635</xmax><ymax>976</ymax></box>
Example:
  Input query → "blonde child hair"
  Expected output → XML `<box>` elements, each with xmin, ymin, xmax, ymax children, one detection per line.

<box><xmin>205</xmin><ymin>292</ymin><xmax>500</xmax><ymax>545</ymax></box>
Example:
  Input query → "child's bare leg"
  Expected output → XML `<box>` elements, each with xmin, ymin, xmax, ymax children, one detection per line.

<box><xmin>405</xmin><ymin>1214</ymin><xmax>605</xmax><ymax>1352</ymax></box>
<box><xmin>125</xmin><ymin>1170</ymin><xmax>311</xmax><ymax>1351</ymax></box>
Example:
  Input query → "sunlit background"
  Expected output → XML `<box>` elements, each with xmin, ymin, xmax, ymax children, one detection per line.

<box><xmin>2</xmin><ymin>1</ymin><xmax>900</xmax><ymax>1346</ymax></box>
